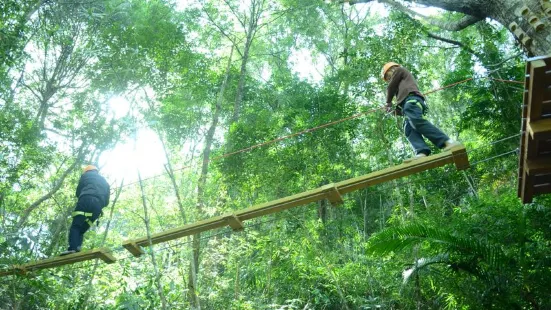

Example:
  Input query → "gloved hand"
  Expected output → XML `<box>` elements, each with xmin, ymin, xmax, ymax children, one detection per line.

<box><xmin>385</xmin><ymin>106</ymin><xmax>403</xmax><ymax>116</ymax></box>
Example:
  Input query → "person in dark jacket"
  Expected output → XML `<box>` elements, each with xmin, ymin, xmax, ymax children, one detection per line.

<box><xmin>60</xmin><ymin>165</ymin><xmax>110</xmax><ymax>256</ymax></box>
<box><xmin>381</xmin><ymin>62</ymin><xmax>460</xmax><ymax>162</ymax></box>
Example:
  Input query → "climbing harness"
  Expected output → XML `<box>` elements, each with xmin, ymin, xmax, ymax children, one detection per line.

<box><xmin>72</xmin><ymin>211</ymin><xmax>98</xmax><ymax>227</ymax></box>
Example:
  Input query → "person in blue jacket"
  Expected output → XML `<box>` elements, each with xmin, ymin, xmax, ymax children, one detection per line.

<box><xmin>60</xmin><ymin>165</ymin><xmax>110</xmax><ymax>256</ymax></box>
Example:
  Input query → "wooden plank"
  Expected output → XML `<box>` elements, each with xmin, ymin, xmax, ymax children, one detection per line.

<box><xmin>522</xmin><ymin>61</ymin><xmax>531</xmax><ymax>119</ymax></box>
<box><xmin>519</xmin><ymin>55</ymin><xmax>551</xmax><ymax>203</ymax></box>
<box><xmin>537</xmin><ymin>140</ymin><xmax>551</xmax><ymax>155</ymax></box>
<box><xmin>528</xmin><ymin>118</ymin><xmax>551</xmax><ymax>140</ymax></box>
<box><xmin>322</xmin><ymin>184</ymin><xmax>344</xmax><ymax>206</ymax></box>
<box><xmin>533</xmin><ymin>174</ymin><xmax>551</xmax><ymax>195</ymax></box>
<box><xmin>336</xmin><ymin>146</ymin><xmax>465</xmax><ymax>195</ymax></box>
<box><xmin>123</xmin><ymin>147</ymin><xmax>468</xmax><ymax>256</ymax></box>
<box><xmin>534</xmin><ymin>173</ymin><xmax>551</xmax><ymax>185</ymax></box>
<box><xmin>542</xmin><ymin>99</ymin><xmax>551</xmax><ymax>117</ymax></box>
<box><xmin>237</xmin><ymin>187</ymin><xmax>329</xmax><ymax>221</ymax></box>
<box><xmin>122</xmin><ymin>242</ymin><xmax>145</xmax><ymax>257</ymax></box>
<box><xmin>0</xmin><ymin>266</ymin><xmax>22</xmax><ymax>277</ymax></box>
<box><xmin>525</xmin><ymin>158</ymin><xmax>551</xmax><ymax>175</ymax></box>
<box><xmin>533</xmin><ymin>183</ymin><xmax>551</xmax><ymax>195</ymax></box>
<box><xmin>96</xmin><ymin>249</ymin><xmax>117</xmax><ymax>263</ymax></box>
<box><xmin>451</xmin><ymin>146</ymin><xmax>470</xmax><ymax>170</ymax></box>
<box><xmin>521</xmin><ymin>171</ymin><xmax>534</xmax><ymax>203</ymax></box>
<box><xmin>518</xmin><ymin>131</ymin><xmax>527</xmax><ymax>197</ymax></box>
<box><xmin>528</xmin><ymin>59</ymin><xmax>547</xmax><ymax>122</ymax></box>
<box><xmin>0</xmin><ymin>248</ymin><xmax>117</xmax><ymax>276</ymax></box>
<box><xmin>524</xmin><ymin>126</ymin><xmax>538</xmax><ymax>160</ymax></box>
<box><xmin>224</xmin><ymin>214</ymin><xmax>244</xmax><ymax>231</ymax></box>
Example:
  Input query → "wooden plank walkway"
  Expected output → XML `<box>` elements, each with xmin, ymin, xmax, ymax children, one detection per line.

<box><xmin>518</xmin><ymin>55</ymin><xmax>551</xmax><ymax>203</ymax></box>
<box><xmin>0</xmin><ymin>248</ymin><xmax>116</xmax><ymax>277</ymax></box>
<box><xmin>123</xmin><ymin>145</ymin><xmax>469</xmax><ymax>257</ymax></box>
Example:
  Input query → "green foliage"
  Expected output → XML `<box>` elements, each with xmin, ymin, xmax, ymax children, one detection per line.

<box><xmin>1</xmin><ymin>0</ymin><xmax>548</xmax><ymax>309</ymax></box>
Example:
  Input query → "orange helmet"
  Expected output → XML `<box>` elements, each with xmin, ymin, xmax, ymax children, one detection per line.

<box><xmin>381</xmin><ymin>62</ymin><xmax>400</xmax><ymax>81</ymax></box>
<box><xmin>82</xmin><ymin>165</ymin><xmax>98</xmax><ymax>174</ymax></box>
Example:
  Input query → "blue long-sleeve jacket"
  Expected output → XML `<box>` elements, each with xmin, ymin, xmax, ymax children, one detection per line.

<box><xmin>76</xmin><ymin>171</ymin><xmax>110</xmax><ymax>208</ymax></box>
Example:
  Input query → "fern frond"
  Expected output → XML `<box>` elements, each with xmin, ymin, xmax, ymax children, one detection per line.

<box><xmin>367</xmin><ymin>222</ymin><xmax>506</xmax><ymax>273</ymax></box>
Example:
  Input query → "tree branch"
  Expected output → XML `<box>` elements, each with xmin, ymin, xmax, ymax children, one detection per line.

<box><xmin>345</xmin><ymin>0</ymin><xmax>482</xmax><ymax>31</ymax></box>
<box><xmin>16</xmin><ymin>146</ymin><xmax>86</xmax><ymax>228</ymax></box>
<box><xmin>427</xmin><ymin>32</ymin><xmax>482</xmax><ymax>60</ymax></box>
<box><xmin>377</xmin><ymin>0</ymin><xmax>482</xmax><ymax>31</ymax></box>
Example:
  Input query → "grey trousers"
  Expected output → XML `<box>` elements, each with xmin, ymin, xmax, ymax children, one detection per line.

<box><xmin>401</xmin><ymin>96</ymin><xmax>449</xmax><ymax>156</ymax></box>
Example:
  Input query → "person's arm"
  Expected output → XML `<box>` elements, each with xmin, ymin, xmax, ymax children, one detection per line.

<box><xmin>75</xmin><ymin>176</ymin><xmax>84</xmax><ymax>198</ymax></box>
<box><xmin>386</xmin><ymin>68</ymin><xmax>405</xmax><ymax>107</ymax></box>
<box><xmin>104</xmin><ymin>179</ymin><xmax>110</xmax><ymax>207</ymax></box>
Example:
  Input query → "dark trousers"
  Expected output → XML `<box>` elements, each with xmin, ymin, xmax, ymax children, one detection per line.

<box><xmin>68</xmin><ymin>196</ymin><xmax>102</xmax><ymax>251</ymax></box>
<box><xmin>401</xmin><ymin>95</ymin><xmax>449</xmax><ymax>156</ymax></box>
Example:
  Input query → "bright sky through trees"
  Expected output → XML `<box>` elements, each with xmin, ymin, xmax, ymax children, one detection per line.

<box><xmin>99</xmin><ymin>1</ymin><xmax>443</xmax><ymax>183</ymax></box>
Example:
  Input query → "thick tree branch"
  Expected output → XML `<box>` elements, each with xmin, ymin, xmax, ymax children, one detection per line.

<box><xmin>347</xmin><ymin>0</ymin><xmax>484</xmax><ymax>17</ymax></box>
<box><xmin>351</xmin><ymin>0</ymin><xmax>482</xmax><ymax>31</ymax></box>
<box><xmin>16</xmin><ymin>146</ymin><xmax>86</xmax><ymax>228</ymax></box>
<box><xmin>427</xmin><ymin>32</ymin><xmax>482</xmax><ymax>60</ymax></box>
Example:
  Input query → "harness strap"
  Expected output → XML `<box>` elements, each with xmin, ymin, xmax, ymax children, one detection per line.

<box><xmin>406</xmin><ymin>99</ymin><xmax>423</xmax><ymax>111</ymax></box>
<box><xmin>72</xmin><ymin>211</ymin><xmax>96</xmax><ymax>227</ymax></box>
<box><xmin>72</xmin><ymin>211</ymin><xmax>93</xmax><ymax>217</ymax></box>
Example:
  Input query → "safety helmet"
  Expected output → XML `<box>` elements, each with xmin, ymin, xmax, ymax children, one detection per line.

<box><xmin>82</xmin><ymin>165</ymin><xmax>98</xmax><ymax>174</ymax></box>
<box><xmin>381</xmin><ymin>62</ymin><xmax>400</xmax><ymax>81</ymax></box>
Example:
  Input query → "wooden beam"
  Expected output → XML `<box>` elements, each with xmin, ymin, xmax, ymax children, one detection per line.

<box><xmin>122</xmin><ymin>146</ymin><xmax>469</xmax><ymax>256</ymax></box>
<box><xmin>321</xmin><ymin>184</ymin><xmax>344</xmax><ymax>206</ymax></box>
<box><xmin>524</xmin><ymin>126</ymin><xmax>539</xmax><ymax>159</ymax></box>
<box><xmin>0</xmin><ymin>248</ymin><xmax>116</xmax><ymax>277</ymax></box>
<box><xmin>451</xmin><ymin>145</ymin><xmax>470</xmax><ymax>170</ymax></box>
<box><xmin>533</xmin><ymin>182</ymin><xmax>551</xmax><ymax>195</ymax></box>
<box><xmin>336</xmin><ymin>145</ymin><xmax>467</xmax><ymax>195</ymax></box>
<box><xmin>518</xmin><ymin>131</ymin><xmax>527</xmax><ymax>197</ymax></box>
<box><xmin>521</xmin><ymin>171</ymin><xmax>534</xmax><ymax>203</ymax></box>
<box><xmin>518</xmin><ymin>56</ymin><xmax>551</xmax><ymax>204</ymax></box>
<box><xmin>543</xmin><ymin>101</ymin><xmax>551</xmax><ymax>117</ymax></box>
<box><xmin>533</xmin><ymin>173</ymin><xmax>551</xmax><ymax>195</ymax></box>
<box><xmin>224</xmin><ymin>214</ymin><xmax>244</xmax><ymax>231</ymax></box>
<box><xmin>528</xmin><ymin>118</ymin><xmax>551</xmax><ymax>140</ymax></box>
<box><xmin>122</xmin><ymin>242</ymin><xmax>145</xmax><ymax>257</ymax></box>
<box><xmin>525</xmin><ymin>158</ymin><xmax>551</xmax><ymax>175</ymax></box>
<box><xmin>528</xmin><ymin>59</ymin><xmax>547</xmax><ymax>122</ymax></box>
<box><xmin>537</xmin><ymin>139</ymin><xmax>551</xmax><ymax>155</ymax></box>
<box><xmin>534</xmin><ymin>173</ymin><xmax>551</xmax><ymax>185</ymax></box>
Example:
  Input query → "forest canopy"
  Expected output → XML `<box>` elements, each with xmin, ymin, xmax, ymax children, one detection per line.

<box><xmin>1</xmin><ymin>0</ymin><xmax>549</xmax><ymax>309</ymax></box>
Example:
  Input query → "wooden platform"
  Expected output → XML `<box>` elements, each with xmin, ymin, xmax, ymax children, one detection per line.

<box><xmin>518</xmin><ymin>55</ymin><xmax>551</xmax><ymax>203</ymax></box>
<box><xmin>0</xmin><ymin>248</ymin><xmax>117</xmax><ymax>277</ymax></box>
<box><xmin>123</xmin><ymin>145</ymin><xmax>469</xmax><ymax>257</ymax></box>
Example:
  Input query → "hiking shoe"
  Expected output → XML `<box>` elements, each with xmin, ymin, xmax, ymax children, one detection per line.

<box><xmin>403</xmin><ymin>153</ymin><xmax>428</xmax><ymax>163</ymax></box>
<box><xmin>443</xmin><ymin>140</ymin><xmax>461</xmax><ymax>151</ymax></box>
<box><xmin>60</xmin><ymin>250</ymin><xmax>77</xmax><ymax>256</ymax></box>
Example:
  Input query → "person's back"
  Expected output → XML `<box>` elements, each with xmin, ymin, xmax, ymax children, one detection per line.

<box><xmin>385</xmin><ymin>66</ymin><xmax>424</xmax><ymax>107</ymax></box>
<box><xmin>76</xmin><ymin>170</ymin><xmax>110</xmax><ymax>207</ymax></box>
<box><xmin>60</xmin><ymin>165</ymin><xmax>110</xmax><ymax>256</ymax></box>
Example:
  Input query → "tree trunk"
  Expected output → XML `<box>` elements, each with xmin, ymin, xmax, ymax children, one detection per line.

<box><xmin>233</xmin><ymin>35</ymin><xmax>251</xmax><ymax>123</ymax></box>
<box><xmin>351</xmin><ymin>0</ymin><xmax>551</xmax><ymax>56</ymax></box>
<box><xmin>232</xmin><ymin>0</ymin><xmax>265</xmax><ymax>123</ymax></box>
<box><xmin>187</xmin><ymin>45</ymin><xmax>234</xmax><ymax>310</ymax></box>
<box><xmin>80</xmin><ymin>180</ymin><xmax>124</xmax><ymax>310</ymax></box>
<box><xmin>138</xmin><ymin>171</ymin><xmax>168</xmax><ymax>310</ymax></box>
<box><xmin>44</xmin><ymin>200</ymin><xmax>74</xmax><ymax>256</ymax></box>
<box><xmin>362</xmin><ymin>193</ymin><xmax>369</xmax><ymax>239</ymax></box>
